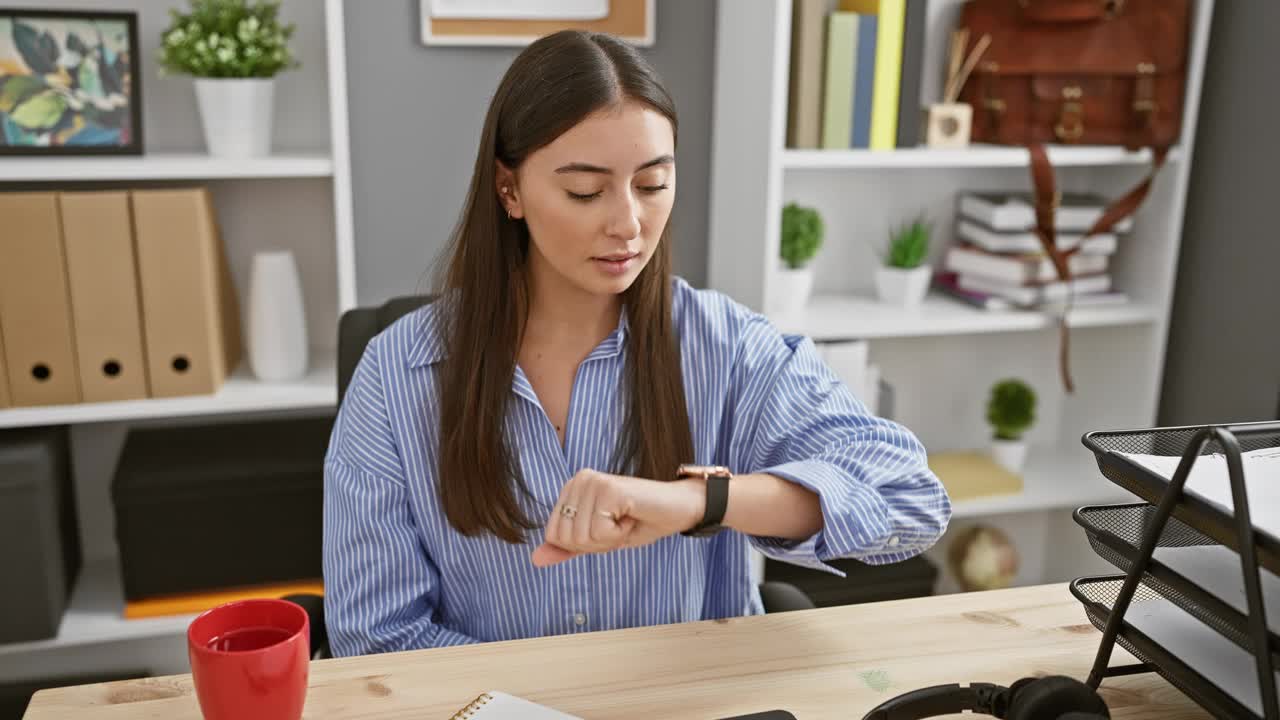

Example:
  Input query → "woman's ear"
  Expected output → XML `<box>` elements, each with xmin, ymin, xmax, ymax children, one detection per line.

<box><xmin>494</xmin><ymin>161</ymin><xmax>524</xmax><ymax>220</ymax></box>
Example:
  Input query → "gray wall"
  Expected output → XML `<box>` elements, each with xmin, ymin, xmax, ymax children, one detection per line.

<box><xmin>344</xmin><ymin>0</ymin><xmax>717</xmax><ymax>306</ymax></box>
<box><xmin>1158</xmin><ymin>0</ymin><xmax>1280</xmax><ymax>424</ymax></box>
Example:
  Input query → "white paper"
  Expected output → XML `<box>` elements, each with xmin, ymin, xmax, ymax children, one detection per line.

<box><xmin>1118</xmin><ymin>447</ymin><xmax>1280</xmax><ymax>541</ymax></box>
<box><xmin>429</xmin><ymin>0</ymin><xmax>609</xmax><ymax>20</ymax></box>
<box><xmin>462</xmin><ymin>691</ymin><xmax>583</xmax><ymax>719</ymax></box>
<box><xmin>1153</xmin><ymin>544</ymin><xmax>1280</xmax><ymax>628</ymax></box>
<box><xmin>1127</xmin><ymin>596</ymin><xmax>1279</xmax><ymax>716</ymax></box>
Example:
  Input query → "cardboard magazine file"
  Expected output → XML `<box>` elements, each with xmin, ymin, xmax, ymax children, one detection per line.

<box><xmin>0</xmin><ymin>193</ymin><xmax>82</xmax><ymax>406</ymax></box>
<box><xmin>60</xmin><ymin>191</ymin><xmax>151</xmax><ymax>402</ymax></box>
<box><xmin>130</xmin><ymin>188</ymin><xmax>242</xmax><ymax>398</ymax></box>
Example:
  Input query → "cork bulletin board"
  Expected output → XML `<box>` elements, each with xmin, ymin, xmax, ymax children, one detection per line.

<box><xmin>420</xmin><ymin>0</ymin><xmax>654</xmax><ymax>46</ymax></box>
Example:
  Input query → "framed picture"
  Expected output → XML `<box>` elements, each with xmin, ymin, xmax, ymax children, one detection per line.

<box><xmin>421</xmin><ymin>0</ymin><xmax>654</xmax><ymax>47</ymax></box>
<box><xmin>0</xmin><ymin>9</ymin><xmax>143</xmax><ymax>155</ymax></box>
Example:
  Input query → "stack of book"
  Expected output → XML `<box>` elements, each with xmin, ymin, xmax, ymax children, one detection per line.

<box><xmin>934</xmin><ymin>193</ymin><xmax>1132</xmax><ymax>311</ymax></box>
<box><xmin>786</xmin><ymin>0</ymin><xmax>928</xmax><ymax>150</ymax></box>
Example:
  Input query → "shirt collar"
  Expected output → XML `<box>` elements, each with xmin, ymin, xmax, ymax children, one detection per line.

<box><xmin>406</xmin><ymin>300</ymin><xmax>630</xmax><ymax>369</ymax></box>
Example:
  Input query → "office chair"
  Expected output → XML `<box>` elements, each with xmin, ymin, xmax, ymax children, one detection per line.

<box><xmin>290</xmin><ymin>296</ymin><xmax>814</xmax><ymax>659</ymax></box>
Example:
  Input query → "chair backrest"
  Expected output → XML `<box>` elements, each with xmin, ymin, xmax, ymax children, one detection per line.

<box><xmin>336</xmin><ymin>295</ymin><xmax>433</xmax><ymax>406</ymax></box>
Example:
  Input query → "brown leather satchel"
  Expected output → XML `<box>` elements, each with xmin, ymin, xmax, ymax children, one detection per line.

<box><xmin>956</xmin><ymin>0</ymin><xmax>1193</xmax><ymax>390</ymax></box>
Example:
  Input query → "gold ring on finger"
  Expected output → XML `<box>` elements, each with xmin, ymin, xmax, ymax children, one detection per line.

<box><xmin>560</xmin><ymin>504</ymin><xmax>578</xmax><ymax>518</ymax></box>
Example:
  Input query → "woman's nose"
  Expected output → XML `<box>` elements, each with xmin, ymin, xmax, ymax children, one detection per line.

<box><xmin>605</xmin><ymin>191</ymin><xmax>642</xmax><ymax>240</ymax></box>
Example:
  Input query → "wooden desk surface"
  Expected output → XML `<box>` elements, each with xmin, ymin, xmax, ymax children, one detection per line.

<box><xmin>24</xmin><ymin>583</ymin><xmax>1209</xmax><ymax>719</ymax></box>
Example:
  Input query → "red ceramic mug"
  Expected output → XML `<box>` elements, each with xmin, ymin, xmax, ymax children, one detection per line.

<box><xmin>187</xmin><ymin>598</ymin><xmax>310</xmax><ymax>720</ymax></box>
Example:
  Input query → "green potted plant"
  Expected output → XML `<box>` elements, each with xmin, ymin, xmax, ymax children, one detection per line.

<box><xmin>158</xmin><ymin>0</ymin><xmax>298</xmax><ymax>157</ymax></box>
<box><xmin>875</xmin><ymin>214</ymin><xmax>933</xmax><ymax>307</ymax></box>
<box><xmin>987</xmin><ymin>378</ymin><xmax>1036</xmax><ymax>472</ymax></box>
<box><xmin>774</xmin><ymin>202</ymin><xmax>824</xmax><ymax>313</ymax></box>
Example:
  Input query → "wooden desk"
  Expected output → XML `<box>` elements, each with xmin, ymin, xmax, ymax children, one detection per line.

<box><xmin>24</xmin><ymin>583</ymin><xmax>1208</xmax><ymax>719</ymax></box>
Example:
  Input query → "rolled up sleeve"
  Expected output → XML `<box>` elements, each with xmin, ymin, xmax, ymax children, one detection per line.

<box><xmin>323</xmin><ymin>337</ymin><xmax>478</xmax><ymax>656</ymax></box>
<box><xmin>727</xmin><ymin>316</ymin><xmax>951</xmax><ymax>575</ymax></box>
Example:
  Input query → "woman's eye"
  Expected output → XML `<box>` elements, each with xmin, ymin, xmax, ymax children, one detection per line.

<box><xmin>639</xmin><ymin>184</ymin><xmax>670</xmax><ymax>194</ymax></box>
<box><xmin>568</xmin><ymin>190</ymin><xmax>603</xmax><ymax>201</ymax></box>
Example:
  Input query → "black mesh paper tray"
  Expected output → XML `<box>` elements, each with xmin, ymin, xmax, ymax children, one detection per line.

<box><xmin>1075</xmin><ymin>503</ymin><xmax>1280</xmax><ymax>662</ymax></box>
<box><xmin>1082</xmin><ymin>424</ymin><xmax>1280</xmax><ymax>575</ymax></box>
<box><xmin>1071</xmin><ymin>575</ymin><xmax>1259</xmax><ymax>720</ymax></box>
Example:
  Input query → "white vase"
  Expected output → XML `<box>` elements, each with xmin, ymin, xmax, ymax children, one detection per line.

<box><xmin>875</xmin><ymin>265</ymin><xmax>932</xmax><ymax>307</ymax></box>
<box><xmin>770</xmin><ymin>267</ymin><xmax>815</xmax><ymax>314</ymax></box>
<box><xmin>247</xmin><ymin>251</ymin><xmax>309</xmax><ymax>381</ymax></box>
<box><xmin>194</xmin><ymin>78</ymin><xmax>275</xmax><ymax>157</ymax></box>
<box><xmin>990</xmin><ymin>439</ymin><xmax>1029</xmax><ymax>473</ymax></box>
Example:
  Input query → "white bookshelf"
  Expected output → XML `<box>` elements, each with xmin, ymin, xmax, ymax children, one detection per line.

<box><xmin>711</xmin><ymin>0</ymin><xmax>1214</xmax><ymax>588</ymax></box>
<box><xmin>0</xmin><ymin>350</ymin><xmax>336</xmax><ymax>430</ymax></box>
<box><xmin>772</xmin><ymin>294</ymin><xmax>1160</xmax><ymax>341</ymax></box>
<box><xmin>0</xmin><ymin>0</ymin><xmax>354</xmax><ymax>669</ymax></box>
<box><xmin>0</xmin><ymin>153</ymin><xmax>336</xmax><ymax>181</ymax></box>
<box><xmin>783</xmin><ymin>144</ymin><xmax>1178</xmax><ymax>170</ymax></box>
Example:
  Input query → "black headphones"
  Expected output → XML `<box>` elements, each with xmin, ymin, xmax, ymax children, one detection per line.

<box><xmin>861</xmin><ymin>675</ymin><xmax>1110</xmax><ymax>720</ymax></box>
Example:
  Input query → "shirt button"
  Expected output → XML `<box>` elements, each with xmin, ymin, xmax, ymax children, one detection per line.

<box><xmin>887</xmin><ymin>535</ymin><xmax>901</xmax><ymax>547</ymax></box>
<box><xmin>573</xmin><ymin>613</ymin><xmax>587</xmax><ymax>627</ymax></box>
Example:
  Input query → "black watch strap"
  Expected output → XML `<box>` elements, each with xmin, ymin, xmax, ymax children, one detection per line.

<box><xmin>682</xmin><ymin>472</ymin><xmax>730</xmax><ymax>537</ymax></box>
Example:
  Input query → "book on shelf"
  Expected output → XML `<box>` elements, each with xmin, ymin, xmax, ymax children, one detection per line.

<box><xmin>821</xmin><ymin>12</ymin><xmax>860</xmax><ymax>149</ymax></box>
<box><xmin>944</xmin><ymin>243</ymin><xmax>1110</xmax><ymax>285</ymax></box>
<box><xmin>935</xmin><ymin>272</ymin><xmax>1130</xmax><ymax>311</ymax></box>
<box><xmin>850</xmin><ymin>12</ymin><xmax>877</xmax><ymax>148</ymax></box>
<box><xmin>957</xmin><ymin>219</ymin><xmax>1119</xmax><ymax>255</ymax></box>
<box><xmin>959</xmin><ymin>193</ymin><xmax>1136</xmax><ymax>233</ymax></box>
<box><xmin>786</xmin><ymin>0</ymin><xmax>828</xmax><ymax>149</ymax></box>
<box><xmin>894</xmin><ymin>0</ymin><xmax>927</xmax><ymax>148</ymax></box>
<box><xmin>958</xmin><ymin>273</ymin><xmax>1113</xmax><ymax>307</ymax></box>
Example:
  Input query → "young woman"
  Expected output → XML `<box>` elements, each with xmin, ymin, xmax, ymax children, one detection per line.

<box><xmin>323</xmin><ymin>30</ymin><xmax>950</xmax><ymax>657</ymax></box>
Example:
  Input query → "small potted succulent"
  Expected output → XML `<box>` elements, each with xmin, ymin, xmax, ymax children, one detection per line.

<box><xmin>874</xmin><ymin>215</ymin><xmax>933</xmax><ymax>307</ymax></box>
<box><xmin>773</xmin><ymin>202</ymin><xmax>824</xmax><ymax>313</ymax></box>
<box><xmin>987</xmin><ymin>379</ymin><xmax>1036</xmax><ymax>473</ymax></box>
<box><xmin>158</xmin><ymin>0</ymin><xmax>298</xmax><ymax>157</ymax></box>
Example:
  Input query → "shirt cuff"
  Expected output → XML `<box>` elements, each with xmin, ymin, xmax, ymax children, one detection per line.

<box><xmin>749</xmin><ymin>460</ymin><xmax>937</xmax><ymax>573</ymax></box>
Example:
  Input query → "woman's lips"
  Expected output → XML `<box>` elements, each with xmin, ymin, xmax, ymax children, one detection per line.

<box><xmin>592</xmin><ymin>252</ymin><xmax>639</xmax><ymax>276</ymax></box>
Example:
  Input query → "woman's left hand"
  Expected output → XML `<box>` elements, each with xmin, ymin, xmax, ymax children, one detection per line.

<box><xmin>531</xmin><ymin>468</ymin><xmax>705</xmax><ymax>567</ymax></box>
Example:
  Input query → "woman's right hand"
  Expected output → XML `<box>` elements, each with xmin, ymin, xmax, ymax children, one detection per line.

<box><xmin>531</xmin><ymin>468</ymin><xmax>705</xmax><ymax>567</ymax></box>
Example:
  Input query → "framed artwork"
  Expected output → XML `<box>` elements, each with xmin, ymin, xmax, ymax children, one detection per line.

<box><xmin>421</xmin><ymin>0</ymin><xmax>654</xmax><ymax>47</ymax></box>
<box><xmin>0</xmin><ymin>9</ymin><xmax>143</xmax><ymax>155</ymax></box>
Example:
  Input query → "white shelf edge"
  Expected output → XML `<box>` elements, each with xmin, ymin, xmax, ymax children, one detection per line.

<box><xmin>950</xmin><ymin>449</ymin><xmax>1137</xmax><ymax>520</ymax></box>
<box><xmin>782</xmin><ymin>145</ymin><xmax>1181</xmax><ymax>170</ymax></box>
<box><xmin>771</xmin><ymin>294</ymin><xmax>1161</xmax><ymax>341</ymax></box>
<box><xmin>0</xmin><ymin>557</ymin><xmax>194</xmax><ymax>656</ymax></box>
<box><xmin>0</xmin><ymin>348</ymin><xmax>337</xmax><ymax>429</ymax></box>
<box><xmin>0</xmin><ymin>152</ymin><xmax>335</xmax><ymax>182</ymax></box>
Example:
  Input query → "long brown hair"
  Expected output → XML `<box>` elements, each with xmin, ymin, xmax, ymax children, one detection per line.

<box><xmin>435</xmin><ymin>30</ymin><xmax>695</xmax><ymax>543</ymax></box>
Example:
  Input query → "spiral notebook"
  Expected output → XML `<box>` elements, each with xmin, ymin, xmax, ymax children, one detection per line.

<box><xmin>448</xmin><ymin>691</ymin><xmax>582</xmax><ymax>719</ymax></box>
<box><xmin>448</xmin><ymin>691</ymin><xmax>797</xmax><ymax>719</ymax></box>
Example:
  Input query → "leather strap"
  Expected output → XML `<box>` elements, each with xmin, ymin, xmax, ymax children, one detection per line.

<box><xmin>1026</xmin><ymin>142</ymin><xmax>1169</xmax><ymax>393</ymax></box>
<box><xmin>682</xmin><ymin>473</ymin><xmax>729</xmax><ymax>537</ymax></box>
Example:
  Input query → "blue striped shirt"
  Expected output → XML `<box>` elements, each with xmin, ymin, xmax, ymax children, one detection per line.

<box><xmin>323</xmin><ymin>277</ymin><xmax>950</xmax><ymax>657</ymax></box>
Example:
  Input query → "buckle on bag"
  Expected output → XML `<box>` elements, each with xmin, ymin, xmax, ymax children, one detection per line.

<box><xmin>1055</xmin><ymin>99</ymin><xmax>1084</xmax><ymax>142</ymax></box>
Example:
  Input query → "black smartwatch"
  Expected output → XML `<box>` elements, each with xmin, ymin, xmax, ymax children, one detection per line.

<box><xmin>678</xmin><ymin>464</ymin><xmax>732</xmax><ymax>537</ymax></box>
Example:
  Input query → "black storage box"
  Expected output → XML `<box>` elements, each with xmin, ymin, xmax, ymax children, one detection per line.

<box><xmin>0</xmin><ymin>426</ymin><xmax>80</xmax><ymax>644</ymax></box>
<box><xmin>765</xmin><ymin>554</ymin><xmax>938</xmax><ymax>608</ymax></box>
<box><xmin>111</xmin><ymin>416</ymin><xmax>333</xmax><ymax>600</ymax></box>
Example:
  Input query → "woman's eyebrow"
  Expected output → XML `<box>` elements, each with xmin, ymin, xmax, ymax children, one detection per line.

<box><xmin>554</xmin><ymin>154</ymin><xmax>675</xmax><ymax>175</ymax></box>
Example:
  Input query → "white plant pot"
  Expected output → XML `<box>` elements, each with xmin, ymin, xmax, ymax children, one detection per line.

<box><xmin>875</xmin><ymin>265</ymin><xmax>932</xmax><ymax>307</ymax></box>
<box><xmin>990</xmin><ymin>439</ymin><xmax>1029</xmax><ymax>473</ymax></box>
<box><xmin>771</xmin><ymin>267</ymin><xmax>815</xmax><ymax>314</ymax></box>
<box><xmin>194</xmin><ymin>78</ymin><xmax>275</xmax><ymax>157</ymax></box>
<box><xmin>247</xmin><ymin>251</ymin><xmax>309</xmax><ymax>381</ymax></box>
